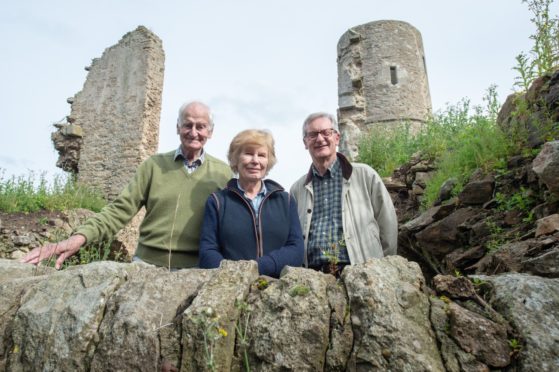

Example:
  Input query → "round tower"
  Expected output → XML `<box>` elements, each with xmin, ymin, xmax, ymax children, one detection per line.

<box><xmin>337</xmin><ymin>20</ymin><xmax>432</xmax><ymax>159</ymax></box>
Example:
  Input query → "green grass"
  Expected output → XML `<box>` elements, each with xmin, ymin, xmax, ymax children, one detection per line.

<box><xmin>357</xmin><ymin>121</ymin><xmax>421</xmax><ymax>178</ymax></box>
<box><xmin>421</xmin><ymin>110</ymin><xmax>510</xmax><ymax>207</ymax></box>
<box><xmin>358</xmin><ymin>88</ymin><xmax>511</xmax><ymax>208</ymax></box>
<box><xmin>0</xmin><ymin>170</ymin><xmax>106</xmax><ymax>213</ymax></box>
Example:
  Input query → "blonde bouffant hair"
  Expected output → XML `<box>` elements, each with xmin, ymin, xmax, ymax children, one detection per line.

<box><xmin>228</xmin><ymin>129</ymin><xmax>277</xmax><ymax>175</ymax></box>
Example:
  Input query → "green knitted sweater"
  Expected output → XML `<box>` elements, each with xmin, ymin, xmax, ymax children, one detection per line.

<box><xmin>75</xmin><ymin>150</ymin><xmax>231</xmax><ymax>268</ymax></box>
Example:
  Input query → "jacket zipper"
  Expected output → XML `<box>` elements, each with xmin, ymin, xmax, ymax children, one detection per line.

<box><xmin>229</xmin><ymin>188</ymin><xmax>279</xmax><ymax>258</ymax></box>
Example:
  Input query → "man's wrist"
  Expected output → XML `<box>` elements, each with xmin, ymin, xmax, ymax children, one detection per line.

<box><xmin>70</xmin><ymin>234</ymin><xmax>87</xmax><ymax>245</ymax></box>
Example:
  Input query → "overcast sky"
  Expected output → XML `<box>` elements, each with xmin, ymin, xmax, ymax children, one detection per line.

<box><xmin>0</xmin><ymin>0</ymin><xmax>539</xmax><ymax>189</ymax></box>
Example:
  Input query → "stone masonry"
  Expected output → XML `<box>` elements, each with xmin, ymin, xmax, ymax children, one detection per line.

<box><xmin>52</xmin><ymin>26</ymin><xmax>165</xmax><ymax>255</ymax></box>
<box><xmin>3</xmin><ymin>257</ymin><xmax>557</xmax><ymax>371</ymax></box>
<box><xmin>337</xmin><ymin>20</ymin><xmax>432</xmax><ymax>159</ymax></box>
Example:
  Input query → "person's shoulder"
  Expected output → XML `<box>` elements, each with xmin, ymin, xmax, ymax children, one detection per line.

<box><xmin>263</xmin><ymin>180</ymin><xmax>291</xmax><ymax>205</ymax></box>
<box><xmin>349</xmin><ymin>162</ymin><xmax>390</xmax><ymax>191</ymax></box>
<box><xmin>137</xmin><ymin>151</ymin><xmax>175</xmax><ymax>169</ymax></box>
<box><xmin>350</xmin><ymin>162</ymin><xmax>380</xmax><ymax>177</ymax></box>
<box><xmin>349</xmin><ymin>162</ymin><xmax>387</xmax><ymax>185</ymax></box>
<box><xmin>291</xmin><ymin>173</ymin><xmax>308</xmax><ymax>189</ymax></box>
<box><xmin>205</xmin><ymin>153</ymin><xmax>230</xmax><ymax>168</ymax></box>
<box><xmin>263</xmin><ymin>179</ymin><xmax>285</xmax><ymax>192</ymax></box>
<box><xmin>151</xmin><ymin>149</ymin><xmax>176</xmax><ymax>158</ymax></box>
<box><xmin>146</xmin><ymin>150</ymin><xmax>175</xmax><ymax>162</ymax></box>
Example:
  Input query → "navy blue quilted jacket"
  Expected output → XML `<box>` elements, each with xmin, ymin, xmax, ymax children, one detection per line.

<box><xmin>199</xmin><ymin>178</ymin><xmax>304</xmax><ymax>277</ymax></box>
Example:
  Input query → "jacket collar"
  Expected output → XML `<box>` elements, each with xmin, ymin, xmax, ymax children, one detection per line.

<box><xmin>226</xmin><ymin>178</ymin><xmax>284</xmax><ymax>193</ymax></box>
<box><xmin>304</xmin><ymin>152</ymin><xmax>353</xmax><ymax>185</ymax></box>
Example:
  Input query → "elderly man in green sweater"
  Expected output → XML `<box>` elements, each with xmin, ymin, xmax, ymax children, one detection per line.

<box><xmin>22</xmin><ymin>101</ymin><xmax>231</xmax><ymax>269</ymax></box>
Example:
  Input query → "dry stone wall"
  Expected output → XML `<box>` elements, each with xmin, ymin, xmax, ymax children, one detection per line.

<box><xmin>2</xmin><ymin>257</ymin><xmax>557</xmax><ymax>371</ymax></box>
<box><xmin>337</xmin><ymin>20</ymin><xmax>432</xmax><ymax>159</ymax></box>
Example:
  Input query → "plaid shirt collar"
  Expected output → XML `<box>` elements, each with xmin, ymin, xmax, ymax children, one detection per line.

<box><xmin>305</xmin><ymin>152</ymin><xmax>352</xmax><ymax>185</ymax></box>
<box><xmin>311</xmin><ymin>157</ymin><xmax>340</xmax><ymax>179</ymax></box>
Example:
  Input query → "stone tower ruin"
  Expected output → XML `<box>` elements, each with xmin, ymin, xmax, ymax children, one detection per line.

<box><xmin>337</xmin><ymin>20</ymin><xmax>432</xmax><ymax>159</ymax></box>
<box><xmin>52</xmin><ymin>26</ymin><xmax>165</xmax><ymax>255</ymax></box>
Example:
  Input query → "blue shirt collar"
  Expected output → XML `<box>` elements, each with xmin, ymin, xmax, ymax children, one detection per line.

<box><xmin>236</xmin><ymin>179</ymin><xmax>267</xmax><ymax>197</ymax></box>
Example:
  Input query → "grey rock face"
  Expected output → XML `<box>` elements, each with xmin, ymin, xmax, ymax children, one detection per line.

<box><xmin>235</xmin><ymin>266</ymin><xmax>354</xmax><ymax>371</ymax></box>
<box><xmin>535</xmin><ymin>213</ymin><xmax>559</xmax><ymax>237</ymax></box>
<box><xmin>181</xmin><ymin>260</ymin><xmax>259</xmax><ymax>372</ymax></box>
<box><xmin>342</xmin><ymin>256</ymin><xmax>445</xmax><ymax>371</ymax></box>
<box><xmin>522</xmin><ymin>247</ymin><xmax>559</xmax><ymax>277</ymax></box>
<box><xmin>0</xmin><ymin>259</ymin><xmax>54</xmax><ymax>283</ymax></box>
<box><xmin>325</xmin><ymin>275</ymin><xmax>354</xmax><ymax>371</ymax></box>
<box><xmin>448</xmin><ymin>302</ymin><xmax>510</xmax><ymax>367</ymax></box>
<box><xmin>430</xmin><ymin>297</ymin><xmax>490</xmax><ymax>372</ymax></box>
<box><xmin>532</xmin><ymin>141</ymin><xmax>559</xmax><ymax>195</ymax></box>
<box><xmin>4</xmin><ymin>258</ymin><xmax>546</xmax><ymax>371</ymax></box>
<box><xmin>9</xmin><ymin>261</ymin><xmax>130</xmax><ymax>371</ymax></box>
<box><xmin>458</xmin><ymin>179</ymin><xmax>495</xmax><ymax>205</ymax></box>
<box><xmin>90</xmin><ymin>266</ymin><xmax>213</xmax><ymax>371</ymax></box>
<box><xmin>483</xmin><ymin>273</ymin><xmax>559</xmax><ymax>371</ymax></box>
<box><xmin>0</xmin><ymin>272</ymin><xmax>52</xmax><ymax>371</ymax></box>
<box><xmin>416</xmin><ymin>207</ymin><xmax>481</xmax><ymax>257</ymax></box>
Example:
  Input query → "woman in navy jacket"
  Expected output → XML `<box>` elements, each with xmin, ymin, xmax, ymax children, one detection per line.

<box><xmin>199</xmin><ymin>129</ymin><xmax>304</xmax><ymax>277</ymax></box>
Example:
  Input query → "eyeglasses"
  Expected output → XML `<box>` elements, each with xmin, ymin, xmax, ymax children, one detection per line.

<box><xmin>179</xmin><ymin>122</ymin><xmax>210</xmax><ymax>132</ymax></box>
<box><xmin>304</xmin><ymin>128</ymin><xmax>336</xmax><ymax>140</ymax></box>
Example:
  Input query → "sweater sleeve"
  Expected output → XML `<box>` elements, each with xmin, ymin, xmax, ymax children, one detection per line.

<box><xmin>257</xmin><ymin>196</ymin><xmax>305</xmax><ymax>277</ymax></box>
<box><xmin>199</xmin><ymin>194</ymin><xmax>225</xmax><ymax>269</ymax></box>
<box><xmin>74</xmin><ymin>159</ymin><xmax>150</xmax><ymax>244</ymax></box>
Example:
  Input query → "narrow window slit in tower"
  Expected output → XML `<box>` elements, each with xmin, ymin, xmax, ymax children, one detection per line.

<box><xmin>390</xmin><ymin>66</ymin><xmax>398</xmax><ymax>85</ymax></box>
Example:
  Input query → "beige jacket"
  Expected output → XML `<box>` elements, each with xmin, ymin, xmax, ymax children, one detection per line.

<box><xmin>290</xmin><ymin>153</ymin><xmax>398</xmax><ymax>266</ymax></box>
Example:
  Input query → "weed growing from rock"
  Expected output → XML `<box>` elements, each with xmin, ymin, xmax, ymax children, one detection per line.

<box><xmin>322</xmin><ymin>237</ymin><xmax>346</xmax><ymax>277</ymax></box>
<box><xmin>255</xmin><ymin>278</ymin><xmax>269</xmax><ymax>290</ymax></box>
<box><xmin>235</xmin><ymin>299</ymin><xmax>252</xmax><ymax>372</ymax></box>
<box><xmin>194</xmin><ymin>306</ymin><xmax>228</xmax><ymax>372</ymax></box>
<box><xmin>513</xmin><ymin>0</ymin><xmax>559</xmax><ymax>90</ymax></box>
<box><xmin>289</xmin><ymin>284</ymin><xmax>310</xmax><ymax>297</ymax></box>
<box><xmin>485</xmin><ymin>220</ymin><xmax>506</xmax><ymax>253</ymax></box>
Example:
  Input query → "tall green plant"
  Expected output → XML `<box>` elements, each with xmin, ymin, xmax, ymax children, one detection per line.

<box><xmin>357</xmin><ymin>87</ymin><xmax>511</xmax><ymax>208</ymax></box>
<box><xmin>422</xmin><ymin>115</ymin><xmax>510</xmax><ymax>207</ymax></box>
<box><xmin>513</xmin><ymin>0</ymin><xmax>559</xmax><ymax>90</ymax></box>
<box><xmin>357</xmin><ymin>122</ymin><xmax>419</xmax><ymax>177</ymax></box>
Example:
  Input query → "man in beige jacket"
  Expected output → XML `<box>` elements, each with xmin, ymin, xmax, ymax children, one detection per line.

<box><xmin>290</xmin><ymin>112</ymin><xmax>397</xmax><ymax>274</ymax></box>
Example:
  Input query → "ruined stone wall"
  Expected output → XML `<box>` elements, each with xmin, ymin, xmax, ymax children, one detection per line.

<box><xmin>51</xmin><ymin>26</ymin><xmax>165</xmax><ymax>256</ymax></box>
<box><xmin>337</xmin><ymin>20</ymin><xmax>432</xmax><ymax>159</ymax></box>
<box><xmin>69</xmin><ymin>25</ymin><xmax>165</xmax><ymax>200</ymax></box>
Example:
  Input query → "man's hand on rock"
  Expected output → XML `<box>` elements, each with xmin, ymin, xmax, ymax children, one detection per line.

<box><xmin>20</xmin><ymin>234</ymin><xmax>86</xmax><ymax>269</ymax></box>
